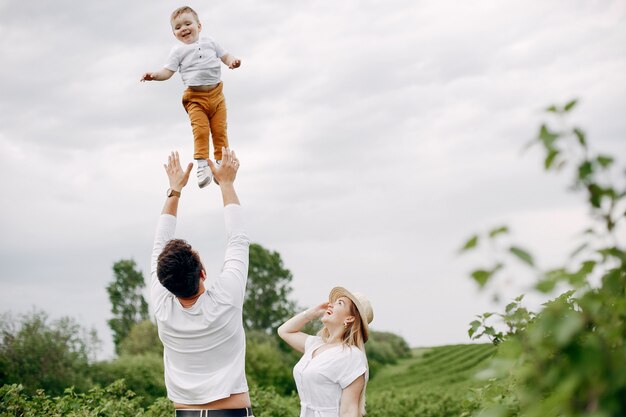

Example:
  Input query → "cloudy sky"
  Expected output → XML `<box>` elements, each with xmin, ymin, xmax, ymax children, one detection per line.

<box><xmin>1</xmin><ymin>0</ymin><xmax>625</xmax><ymax>359</ymax></box>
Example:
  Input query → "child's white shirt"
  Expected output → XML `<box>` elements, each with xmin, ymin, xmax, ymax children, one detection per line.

<box><xmin>164</xmin><ymin>36</ymin><xmax>226</xmax><ymax>86</ymax></box>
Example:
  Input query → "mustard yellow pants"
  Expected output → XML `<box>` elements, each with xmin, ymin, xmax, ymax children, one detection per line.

<box><xmin>182</xmin><ymin>82</ymin><xmax>228</xmax><ymax>161</ymax></box>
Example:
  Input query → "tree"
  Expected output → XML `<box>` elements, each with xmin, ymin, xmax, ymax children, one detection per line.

<box><xmin>244</xmin><ymin>243</ymin><xmax>298</xmax><ymax>333</ymax></box>
<box><xmin>106</xmin><ymin>259</ymin><xmax>149</xmax><ymax>355</ymax></box>
<box><xmin>118</xmin><ymin>320</ymin><xmax>162</xmax><ymax>357</ymax></box>
<box><xmin>0</xmin><ymin>310</ymin><xmax>99</xmax><ymax>395</ymax></box>
<box><xmin>462</xmin><ymin>100</ymin><xmax>626</xmax><ymax>417</ymax></box>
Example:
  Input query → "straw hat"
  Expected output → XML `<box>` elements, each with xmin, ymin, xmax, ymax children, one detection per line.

<box><xmin>329</xmin><ymin>287</ymin><xmax>374</xmax><ymax>342</ymax></box>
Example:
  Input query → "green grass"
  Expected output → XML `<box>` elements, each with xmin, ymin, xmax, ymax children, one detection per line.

<box><xmin>366</xmin><ymin>343</ymin><xmax>497</xmax><ymax>417</ymax></box>
<box><xmin>370</xmin><ymin>343</ymin><xmax>496</xmax><ymax>390</ymax></box>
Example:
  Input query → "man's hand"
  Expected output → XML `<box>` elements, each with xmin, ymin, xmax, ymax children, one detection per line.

<box><xmin>208</xmin><ymin>147</ymin><xmax>239</xmax><ymax>186</ymax></box>
<box><xmin>164</xmin><ymin>151</ymin><xmax>193</xmax><ymax>192</ymax></box>
<box><xmin>208</xmin><ymin>148</ymin><xmax>240</xmax><ymax>206</ymax></box>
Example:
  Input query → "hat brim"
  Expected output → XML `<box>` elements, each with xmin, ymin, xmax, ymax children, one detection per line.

<box><xmin>329</xmin><ymin>286</ymin><xmax>370</xmax><ymax>342</ymax></box>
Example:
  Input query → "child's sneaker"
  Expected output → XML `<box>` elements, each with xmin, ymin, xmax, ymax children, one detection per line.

<box><xmin>213</xmin><ymin>160</ymin><xmax>221</xmax><ymax>185</ymax></box>
<box><xmin>197</xmin><ymin>165</ymin><xmax>212</xmax><ymax>188</ymax></box>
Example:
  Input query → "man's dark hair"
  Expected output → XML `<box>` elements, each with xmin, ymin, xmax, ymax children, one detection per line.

<box><xmin>157</xmin><ymin>239</ymin><xmax>203</xmax><ymax>298</ymax></box>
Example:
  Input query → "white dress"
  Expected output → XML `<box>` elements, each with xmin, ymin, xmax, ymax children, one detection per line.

<box><xmin>293</xmin><ymin>336</ymin><xmax>368</xmax><ymax>417</ymax></box>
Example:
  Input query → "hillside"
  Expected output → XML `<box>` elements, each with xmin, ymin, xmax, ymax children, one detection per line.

<box><xmin>366</xmin><ymin>343</ymin><xmax>497</xmax><ymax>417</ymax></box>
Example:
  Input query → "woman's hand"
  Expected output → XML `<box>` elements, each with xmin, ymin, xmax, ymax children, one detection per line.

<box><xmin>304</xmin><ymin>302</ymin><xmax>331</xmax><ymax>320</ymax></box>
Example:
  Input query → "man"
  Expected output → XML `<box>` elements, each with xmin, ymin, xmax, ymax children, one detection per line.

<box><xmin>150</xmin><ymin>148</ymin><xmax>253</xmax><ymax>417</ymax></box>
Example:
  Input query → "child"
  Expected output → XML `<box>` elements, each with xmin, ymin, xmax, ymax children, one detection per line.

<box><xmin>141</xmin><ymin>6</ymin><xmax>241</xmax><ymax>188</ymax></box>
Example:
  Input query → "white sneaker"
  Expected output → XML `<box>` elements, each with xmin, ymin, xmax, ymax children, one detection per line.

<box><xmin>197</xmin><ymin>165</ymin><xmax>212</xmax><ymax>188</ymax></box>
<box><xmin>213</xmin><ymin>160</ymin><xmax>221</xmax><ymax>185</ymax></box>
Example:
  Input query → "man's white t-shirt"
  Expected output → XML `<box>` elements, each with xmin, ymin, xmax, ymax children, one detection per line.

<box><xmin>150</xmin><ymin>204</ymin><xmax>250</xmax><ymax>404</ymax></box>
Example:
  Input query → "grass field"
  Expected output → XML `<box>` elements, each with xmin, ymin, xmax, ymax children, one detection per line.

<box><xmin>366</xmin><ymin>343</ymin><xmax>497</xmax><ymax>417</ymax></box>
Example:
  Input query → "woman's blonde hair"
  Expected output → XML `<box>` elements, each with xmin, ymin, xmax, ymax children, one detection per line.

<box><xmin>318</xmin><ymin>297</ymin><xmax>369</xmax><ymax>415</ymax></box>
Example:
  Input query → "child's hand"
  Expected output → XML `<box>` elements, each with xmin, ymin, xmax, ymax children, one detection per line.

<box><xmin>140</xmin><ymin>72</ymin><xmax>156</xmax><ymax>82</ymax></box>
<box><xmin>229</xmin><ymin>59</ymin><xmax>241</xmax><ymax>69</ymax></box>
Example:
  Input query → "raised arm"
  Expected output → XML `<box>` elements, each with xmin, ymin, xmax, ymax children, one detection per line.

<box><xmin>140</xmin><ymin>68</ymin><xmax>176</xmax><ymax>82</ymax></box>
<box><xmin>150</xmin><ymin>152</ymin><xmax>193</xmax><ymax>305</ymax></box>
<box><xmin>277</xmin><ymin>302</ymin><xmax>330</xmax><ymax>353</ymax></box>
<box><xmin>205</xmin><ymin>148</ymin><xmax>251</xmax><ymax>307</ymax></box>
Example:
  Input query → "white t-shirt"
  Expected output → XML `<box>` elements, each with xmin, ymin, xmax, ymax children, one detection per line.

<box><xmin>150</xmin><ymin>204</ymin><xmax>250</xmax><ymax>404</ymax></box>
<box><xmin>164</xmin><ymin>36</ymin><xmax>226</xmax><ymax>87</ymax></box>
<box><xmin>293</xmin><ymin>336</ymin><xmax>368</xmax><ymax>417</ymax></box>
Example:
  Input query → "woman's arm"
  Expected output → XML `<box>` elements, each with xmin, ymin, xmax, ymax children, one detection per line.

<box><xmin>339</xmin><ymin>374</ymin><xmax>365</xmax><ymax>417</ymax></box>
<box><xmin>277</xmin><ymin>302</ymin><xmax>329</xmax><ymax>352</ymax></box>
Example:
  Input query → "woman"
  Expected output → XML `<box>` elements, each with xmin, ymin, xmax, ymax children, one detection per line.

<box><xmin>278</xmin><ymin>287</ymin><xmax>374</xmax><ymax>417</ymax></box>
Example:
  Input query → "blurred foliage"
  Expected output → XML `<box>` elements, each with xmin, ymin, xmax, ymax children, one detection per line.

<box><xmin>245</xmin><ymin>330</ymin><xmax>299</xmax><ymax>395</ymax></box>
<box><xmin>461</xmin><ymin>100</ymin><xmax>626</xmax><ymax>417</ymax></box>
<box><xmin>107</xmin><ymin>259</ymin><xmax>149</xmax><ymax>355</ymax></box>
<box><xmin>244</xmin><ymin>243</ymin><xmax>298</xmax><ymax>333</ymax></box>
<box><xmin>0</xmin><ymin>310</ymin><xmax>99</xmax><ymax>396</ymax></box>
<box><xmin>90</xmin><ymin>353</ymin><xmax>166</xmax><ymax>407</ymax></box>
<box><xmin>118</xmin><ymin>320</ymin><xmax>162</xmax><ymax>357</ymax></box>
<box><xmin>248</xmin><ymin>385</ymin><xmax>300</xmax><ymax>417</ymax></box>
<box><xmin>365</xmin><ymin>330</ymin><xmax>412</xmax><ymax>378</ymax></box>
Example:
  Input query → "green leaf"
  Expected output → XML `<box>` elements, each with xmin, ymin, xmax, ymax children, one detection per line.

<box><xmin>554</xmin><ymin>312</ymin><xmax>583</xmax><ymax>346</ymax></box>
<box><xmin>578</xmin><ymin>160</ymin><xmax>594</xmax><ymax>182</ymax></box>
<box><xmin>460</xmin><ymin>235</ymin><xmax>479</xmax><ymax>252</ymax></box>
<box><xmin>602</xmin><ymin>269</ymin><xmax>623</xmax><ymax>293</ymax></box>
<box><xmin>597</xmin><ymin>155</ymin><xmax>614</xmax><ymax>168</ymax></box>
<box><xmin>588</xmin><ymin>184</ymin><xmax>602</xmax><ymax>208</ymax></box>
<box><xmin>509</xmin><ymin>246</ymin><xmax>534</xmax><ymax>266</ymax></box>
<box><xmin>468</xmin><ymin>320</ymin><xmax>481</xmax><ymax>338</ymax></box>
<box><xmin>539</xmin><ymin>124</ymin><xmax>559</xmax><ymax>148</ymax></box>
<box><xmin>471</xmin><ymin>270</ymin><xmax>492</xmax><ymax>288</ymax></box>
<box><xmin>581</xmin><ymin>227</ymin><xmax>595</xmax><ymax>236</ymax></box>
<box><xmin>536</xmin><ymin>278</ymin><xmax>556</xmax><ymax>293</ymax></box>
<box><xmin>545</xmin><ymin>149</ymin><xmax>559</xmax><ymax>169</ymax></box>
<box><xmin>597</xmin><ymin>247</ymin><xmax>623</xmax><ymax>260</ymax></box>
<box><xmin>488</xmin><ymin>226</ymin><xmax>509</xmax><ymax>238</ymax></box>
<box><xmin>546</xmin><ymin>105</ymin><xmax>558</xmax><ymax>113</ymax></box>
<box><xmin>563</xmin><ymin>99</ymin><xmax>578</xmax><ymax>112</ymax></box>
<box><xmin>573</xmin><ymin>128</ymin><xmax>586</xmax><ymax>147</ymax></box>
<box><xmin>505</xmin><ymin>301</ymin><xmax>517</xmax><ymax>313</ymax></box>
<box><xmin>569</xmin><ymin>242</ymin><xmax>588</xmax><ymax>258</ymax></box>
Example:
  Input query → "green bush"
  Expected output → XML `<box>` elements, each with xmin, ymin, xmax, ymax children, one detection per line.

<box><xmin>0</xmin><ymin>380</ymin><xmax>173</xmax><ymax>417</ymax></box>
<box><xmin>462</xmin><ymin>100</ymin><xmax>626</xmax><ymax>417</ymax></box>
<box><xmin>0</xmin><ymin>382</ymin><xmax>303</xmax><ymax>417</ymax></box>
<box><xmin>248</xmin><ymin>385</ymin><xmax>299</xmax><ymax>417</ymax></box>
<box><xmin>0</xmin><ymin>310</ymin><xmax>98</xmax><ymax>396</ymax></box>
<box><xmin>90</xmin><ymin>354</ymin><xmax>165</xmax><ymax>407</ymax></box>
<box><xmin>245</xmin><ymin>330</ymin><xmax>298</xmax><ymax>395</ymax></box>
<box><xmin>118</xmin><ymin>320</ymin><xmax>162</xmax><ymax>357</ymax></box>
<box><xmin>367</xmin><ymin>386</ymin><xmax>480</xmax><ymax>417</ymax></box>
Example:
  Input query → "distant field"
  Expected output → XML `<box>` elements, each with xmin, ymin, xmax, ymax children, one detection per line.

<box><xmin>367</xmin><ymin>343</ymin><xmax>497</xmax><ymax>417</ymax></box>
